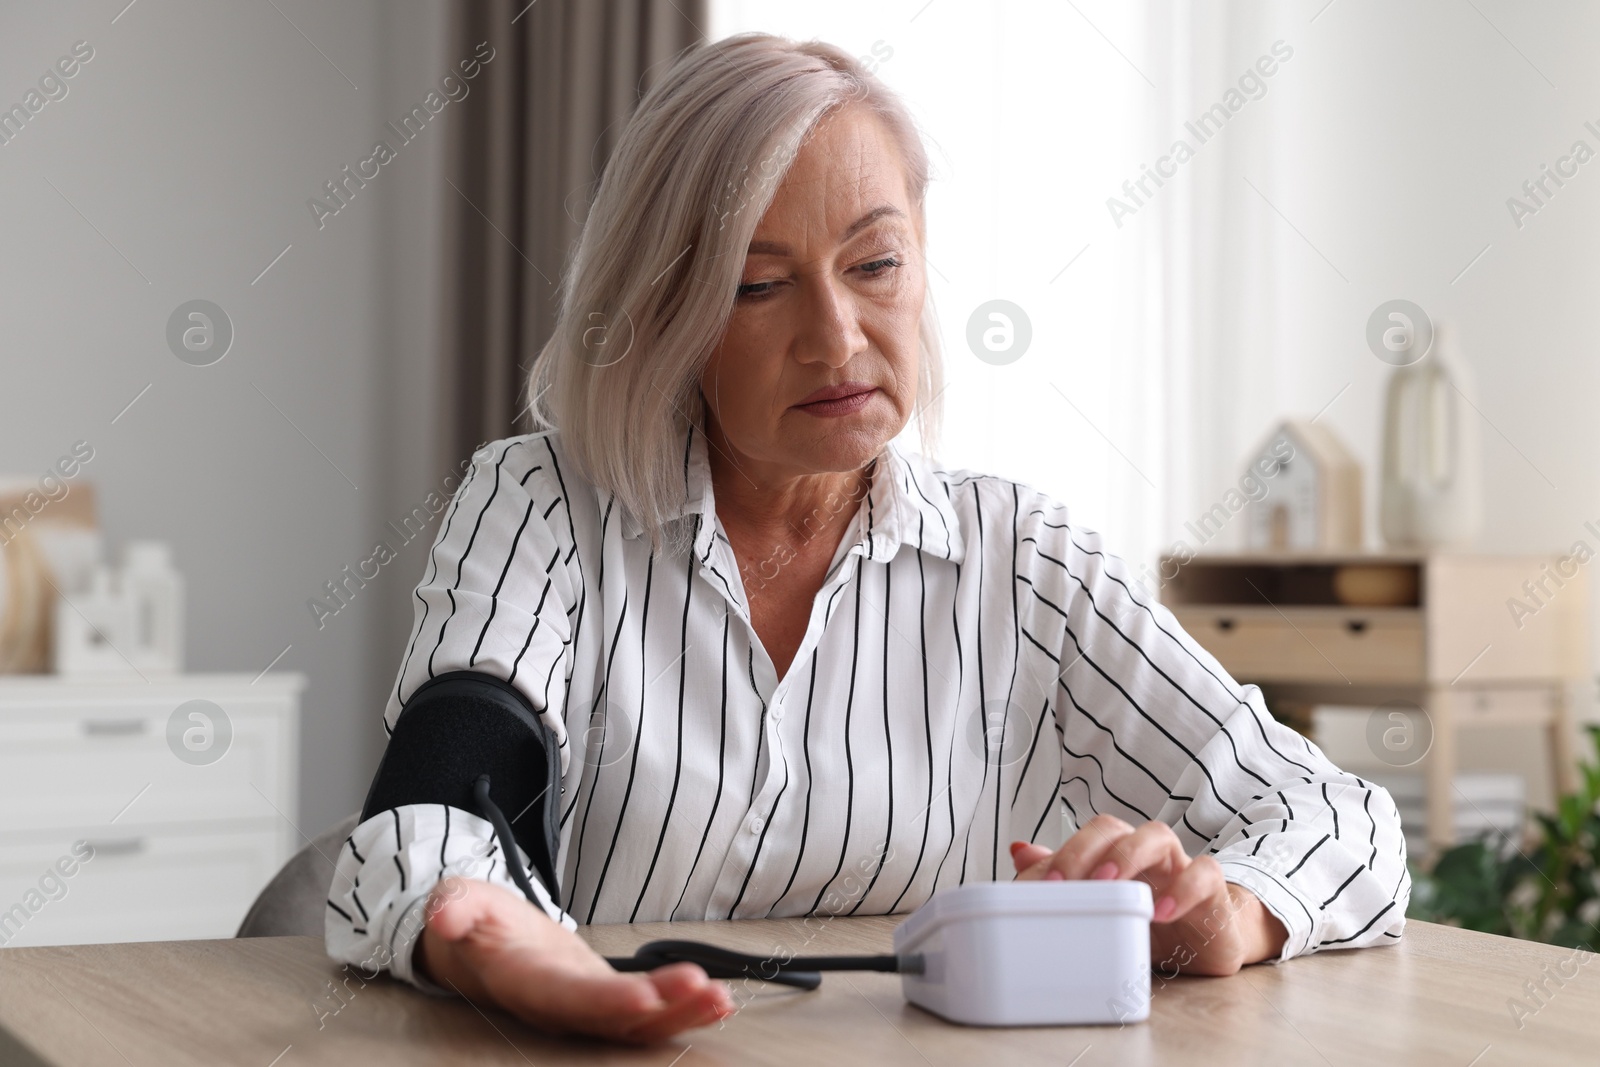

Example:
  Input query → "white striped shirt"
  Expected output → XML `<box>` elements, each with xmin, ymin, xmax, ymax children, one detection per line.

<box><xmin>327</xmin><ymin>424</ymin><xmax>1409</xmax><ymax>986</ymax></box>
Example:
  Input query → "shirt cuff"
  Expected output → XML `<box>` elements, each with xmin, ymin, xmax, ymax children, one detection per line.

<box><xmin>1217</xmin><ymin>856</ymin><xmax>1319</xmax><ymax>963</ymax></box>
<box><xmin>384</xmin><ymin>893</ymin><xmax>454</xmax><ymax>996</ymax></box>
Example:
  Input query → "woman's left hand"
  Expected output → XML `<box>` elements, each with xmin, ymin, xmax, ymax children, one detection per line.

<box><xmin>1010</xmin><ymin>814</ymin><xmax>1288</xmax><ymax>976</ymax></box>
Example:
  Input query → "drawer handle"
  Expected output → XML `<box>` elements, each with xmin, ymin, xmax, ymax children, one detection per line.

<box><xmin>82</xmin><ymin>719</ymin><xmax>148</xmax><ymax>737</ymax></box>
<box><xmin>82</xmin><ymin>838</ymin><xmax>145</xmax><ymax>857</ymax></box>
<box><xmin>1345</xmin><ymin>620</ymin><xmax>1369</xmax><ymax>635</ymax></box>
<box><xmin>1215</xmin><ymin>618</ymin><xmax>1236</xmax><ymax>632</ymax></box>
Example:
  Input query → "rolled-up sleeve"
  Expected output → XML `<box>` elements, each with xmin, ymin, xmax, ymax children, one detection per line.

<box><xmin>326</xmin><ymin>806</ymin><xmax>573</xmax><ymax>991</ymax></box>
<box><xmin>325</xmin><ymin>435</ymin><xmax>583</xmax><ymax>989</ymax></box>
<box><xmin>1039</xmin><ymin>523</ymin><xmax>1409</xmax><ymax>961</ymax></box>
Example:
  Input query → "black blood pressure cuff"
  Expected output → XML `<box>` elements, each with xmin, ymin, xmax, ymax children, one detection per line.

<box><xmin>359</xmin><ymin>670</ymin><xmax>563</xmax><ymax>908</ymax></box>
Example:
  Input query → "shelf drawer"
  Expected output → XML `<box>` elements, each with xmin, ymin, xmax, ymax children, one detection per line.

<box><xmin>0</xmin><ymin>824</ymin><xmax>283</xmax><ymax>947</ymax></box>
<box><xmin>0</xmin><ymin>698</ymin><xmax>293</xmax><ymax>834</ymax></box>
<box><xmin>1172</xmin><ymin>608</ymin><xmax>1425</xmax><ymax>685</ymax></box>
<box><xmin>1447</xmin><ymin>687</ymin><xmax>1559</xmax><ymax>727</ymax></box>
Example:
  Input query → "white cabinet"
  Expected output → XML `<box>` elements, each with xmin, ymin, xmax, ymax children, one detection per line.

<box><xmin>0</xmin><ymin>673</ymin><xmax>301</xmax><ymax>947</ymax></box>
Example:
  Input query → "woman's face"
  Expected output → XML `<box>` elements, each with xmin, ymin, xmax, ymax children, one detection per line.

<box><xmin>699</xmin><ymin>105</ymin><xmax>925</xmax><ymax>481</ymax></box>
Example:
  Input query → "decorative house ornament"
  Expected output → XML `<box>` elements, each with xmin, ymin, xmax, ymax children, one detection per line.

<box><xmin>53</xmin><ymin>541</ymin><xmax>184</xmax><ymax>676</ymax></box>
<box><xmin>1244</xmin><ymin>418</ymin><xmax>1363</xmax><ymax>551</ymax></box>
<box><xmin>1379</xmin><ymin>320</ymin><xmax>1483</xmax><ymax>549</ymax></box>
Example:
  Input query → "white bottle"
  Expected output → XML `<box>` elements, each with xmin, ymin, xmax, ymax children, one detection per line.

<box><xmin>122</xmin><ymin>541</ymin><xmax>184</xmax><ymax>673</ymax></box>
<box><xmin>1379</xmin><ymin>321</ymin><xmax>1483</xmax><ymax>549</ymax></box>
<box><xmin>54</xmin><ymin>564</ymin><xmax>136</xmax><ymax>676</ymax></box>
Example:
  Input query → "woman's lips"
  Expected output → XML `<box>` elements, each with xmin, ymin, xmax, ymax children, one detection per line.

<box><xmin>794</xmin><ymin>386</ymin><xmax>877</xmax><ymax>417</ymax></box>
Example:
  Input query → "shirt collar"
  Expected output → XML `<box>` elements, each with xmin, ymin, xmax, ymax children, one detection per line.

<box><xmin>618</xmin><ymin>422</ymin><xmax>965</xmax><ymax>565</ymax></box>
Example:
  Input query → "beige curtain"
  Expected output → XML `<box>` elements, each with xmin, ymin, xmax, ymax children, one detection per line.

<box><xmin>440</xmin><ymin>0</ymin><xmax>707</xmax><ymax>465</ymax></box>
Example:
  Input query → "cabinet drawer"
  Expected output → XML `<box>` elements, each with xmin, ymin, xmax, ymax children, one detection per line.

<box><xmin>1447</xmin><ymin>687</ymin><xmax>1559</xmax><ymax>727</ymax></box>
<box><xmin>1172</xmin><ymin>608</ymin><xmax>1425</xmax><ymax>685</ymax></box>
<box><xmin>0</xmin><ymin>825</ymin><xmax>283</xmax><ymax>947</ymax></box>
<box><xmin>0</xmin><ymin>699</ymin><xmax>292</xmax><ymax>833</ymax></box>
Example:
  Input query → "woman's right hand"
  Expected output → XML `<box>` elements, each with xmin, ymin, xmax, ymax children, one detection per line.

<box><xmin>414</xmin><ymin>877</ymin><xmax>734</xmax><ymax>1043</ymax></box>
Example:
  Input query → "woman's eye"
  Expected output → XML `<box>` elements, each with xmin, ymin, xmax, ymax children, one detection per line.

<box><xmin>735</xmin><ymin>256</ymin><xmax>900</xmax><ymax>301</ymax></box>
<box><xmin>858</xmin><ymin>255</ymin><xmax>902</xmax><ymax>277</ymax></box>
<box><xmin>736</xmin><ymin>280</ymin><xmax>777</xmax><ymax>300</ymax></box>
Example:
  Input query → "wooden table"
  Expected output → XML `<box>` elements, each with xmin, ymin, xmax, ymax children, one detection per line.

<box><xmin>0</xmin><ymin>917</ymin><xmax>1595</xmax><ymax>1066</ymax></box>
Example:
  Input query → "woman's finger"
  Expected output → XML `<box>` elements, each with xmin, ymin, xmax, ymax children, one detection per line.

<box><xmin>525</xmin><ymin>966</ymin><xmax>704</xmax><ymax>1039</ymax></box>
<box><xmin>1151</xmin><ymin>854</ymin><xmax>1227</xmax><ymax>925</ymax></box>
<box><xmin>1085</xmin><ymin>820</ymin><xmax>1188</xmax><ymax>885</ymax></box>
<box><xmin>1009</xmin><ymin>840</ymin><xmax>1054</xmax><ymax>874</ymax></box>
<box><xmin>614</xmin><ymin>966</ymin><xmax>735</xmax><ymax>1043</ymax></box>
<box><xmin>1019</xmin><ymin>814</ymin><xmax>1135</xmax><ymax>881</ymax></box>
<box><xmin>645</xmin><ymin>961</ymin><xmax>736</xmax><ymax>1026</ymax></box>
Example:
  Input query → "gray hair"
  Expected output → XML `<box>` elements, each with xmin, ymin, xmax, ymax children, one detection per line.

<box><xmin>527</xmin><ymin>32</ymin><xmax>943</xmax><ymax>556</ymax></box>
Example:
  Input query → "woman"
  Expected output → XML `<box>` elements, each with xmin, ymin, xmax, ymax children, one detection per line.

<box><xmin>328</xmin><ymin>33</ymin><xmax>1408</xmax><ymax>1042</ymax></box>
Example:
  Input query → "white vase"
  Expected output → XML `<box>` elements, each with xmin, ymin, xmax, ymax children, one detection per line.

<box><xmin>1379</xmin><ymin>321</ymin><xmax>1482</xmax><ymax>549</ymax></box>
<box><xmin>123</xmin><ymin>541</ymin><xmax>184</xmax><ymax>673</ymax></box>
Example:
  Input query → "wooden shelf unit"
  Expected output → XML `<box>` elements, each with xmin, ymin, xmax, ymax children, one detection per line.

<box><xmin>1159</xmin><ymin>551</ymin><xmax>1588</xmax><ymax>853</ymax></box>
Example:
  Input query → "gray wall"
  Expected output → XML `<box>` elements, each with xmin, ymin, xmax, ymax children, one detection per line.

<box><xmin>0</xmin><ymin>0</ymin><xmax>453</xmax><ymax>834</ymax></box>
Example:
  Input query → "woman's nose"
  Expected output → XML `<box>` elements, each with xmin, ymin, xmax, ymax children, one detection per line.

<box><xmin>797</xmin><ymin>276</ymin><xmax>868</xmax><ymax>367</ymax></box>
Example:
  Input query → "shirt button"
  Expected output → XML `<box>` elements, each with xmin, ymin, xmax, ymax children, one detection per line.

<box><xmin>771</xmin><ymin>701</ymin><xmax>784</xmax><ymax>723</ymax></box>
<box><xmin>748</xmin><ymin>815</ymin><xmax>765</xmax><ymax>835</ymax></box>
